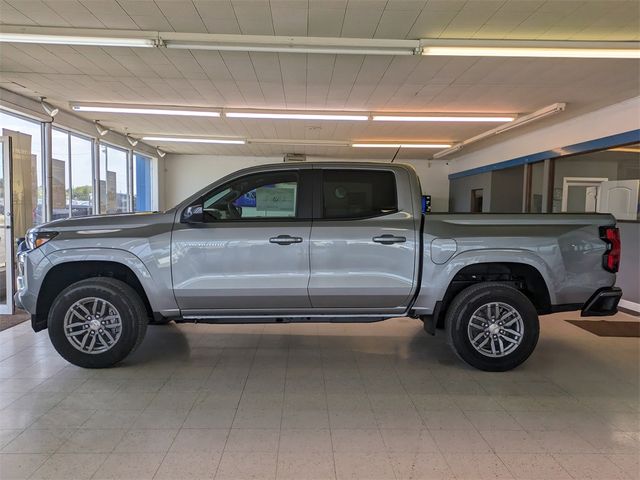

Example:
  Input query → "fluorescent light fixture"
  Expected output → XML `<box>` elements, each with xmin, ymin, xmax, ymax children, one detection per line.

<box><xmin>0</xmin><ymin>32</ymin><xmax>155</xmax><ymax>48</ymax></box>
<box><xmin>143</xmin><ymin>136</ymin><xmax>245</xmax><ymax>145</ymax></box>
<box><xmin>162</xmin><ymin>33</ymin><xmax>419</xmax><ymax>56</ymax></box>
<box><xmin>126</xmin><ymin>135</ymin><xmax>138</xmax><ymax>147</ymax></box>
<box><xmin>40</xmin><ymin>99</ymin><xmax>59</xmax><ymax>117</ymax></box>
<box><xmin>432</xmin><ymin>144</ymin><xmax>464</xmax><ymax>159</ymax></box>
<box><xmin>72</xmin><ymin>103</ymin><xmax>220</xmax><ymax>117</ymax></box>
<box><xmin>352</xmin><ymin>143</ymin><xmax>451</xmax><ymax>149</ymax></box>
<box><xmin>372</xmin><ymin>115</ymin><xmax>514</xmax><ymax>122</ymax></box>
<box><xmin>609</xmin><ymin>146</ymin><xmax>640</xmax><ymax>153</ymax></box>
<box><xmin>95</xmin><ymin>122</ymin><xmax>109</xmax><ymax>137</ymax></box>
<box><xmin>249</xmin><ymin>139</ymin><xmax>351</xmax><ymax>147</ymax></box>
<box><xmin>226</xmin><ymin>111</ymin><xmax>368</xmax><ymax>121</ymax></box>
<box><xmin>156</xmin><ymin>149</ymin><xmax>166</xmax><ymax>158</ymax></box>
<box><xmin>433</xmin><ymin>103</ymin><xmax>566</xmax><ymax>159</ymax></box>
<box><xmin>420</xmin><ymin>39</ymin><xmax>640</xmax><ymax>59</ymax></box>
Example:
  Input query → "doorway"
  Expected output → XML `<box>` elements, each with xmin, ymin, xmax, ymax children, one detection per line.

<box><xmin>470</xmin><ymin>188</ymin><xmax>484</xmax><ymax>212</ymax></box>
<box><xmin>0</xmin><ymin>136</ymin><xmax>14</xmax><ymax>314</ymax></box>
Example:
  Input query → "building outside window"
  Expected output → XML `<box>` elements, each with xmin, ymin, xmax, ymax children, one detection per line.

<box><xmin>100</xmin><ymin>144</ymin><xmax>130</xmax><ymax>214</ymax></box>
<box><xmin>51</xmin><ymin>129</ymin><xmax>70</xmax><ymax>220</ymax></box>
<box><xmin>133</xmin><ymin>152</ymin><xmax>154</xmax><ymax>211</ymax></box>
<box><xmin>70</xmin><ymin>135</ymin><xmax>93</xmax><ymax>217</ymax></box>
<box><xmin>52</xmin><ymin>128</ymin><xmax>94</xmax><ymax>219</ymax></box>
<box><xmin>1</xmin><ymin>108</ymin><xmax>157</xmax><ymax>222</ymax></box>
<box><xmin>0</xmin><ymin>110</ymin><xmax>44</xmax><ymax>226</ymax></box>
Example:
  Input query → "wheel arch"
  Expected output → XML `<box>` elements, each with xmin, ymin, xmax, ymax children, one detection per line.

<box><xmin>34</xmin><ymin>260</ymin><xmax>154</xmax><ymax>331</ymax></box>
<box><xmin>432</xmin><ymin>257</ymin><xmax>553</xmax><ymax>330</ymax></box>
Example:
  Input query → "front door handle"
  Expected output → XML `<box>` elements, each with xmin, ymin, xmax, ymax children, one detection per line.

<box><xmin>269</xmin><ymin>235</ymin><xmax>303</xmax><ymax>245</ymax></box>
<box><xmin>373</xmin><ymin>234</ymin><xmax>406</xmax><ymax>245</ymax></box>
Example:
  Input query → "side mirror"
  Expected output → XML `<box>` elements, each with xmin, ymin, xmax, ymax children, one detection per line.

<box><xmin>181</xmin><ymin>204</ymin><xmax>203</xmax><ymax>224</ymax></box>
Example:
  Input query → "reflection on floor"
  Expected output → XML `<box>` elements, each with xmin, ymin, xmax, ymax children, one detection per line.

<box><xmin>0</xmin><ymin>310</ymin><xmax>29</xmax><ymax>332</ymax></box>
<box><xmin>0</xmin><ymin>311</ymin><xmax>638</xmax><ymax>479</ymax></box>
<box><xmin>566</xmin><ymin>319</ymin><xmax>640</xmax><ymax>337</ymax></box>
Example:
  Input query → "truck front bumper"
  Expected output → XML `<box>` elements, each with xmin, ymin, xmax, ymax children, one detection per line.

<box><xmin>581</xmin><ymin>287</ymin><xmax>622</xmax><ymax>317</ymax></box>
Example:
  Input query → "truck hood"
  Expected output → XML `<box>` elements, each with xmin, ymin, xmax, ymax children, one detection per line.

<box><xmin>31</xmin><ymin>211</ymin><xmax>172</xmax><ymax>233</ymax></box>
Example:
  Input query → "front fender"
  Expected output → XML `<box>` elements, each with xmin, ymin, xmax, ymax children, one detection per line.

<box><xmin>43</xmin><ymin>248</ymin><xmax>179</xmax><ymax>314</ymax></box>
<box><xmin>413</xmin><ymin>248</ymin><xmax>557</xmax><ymax>315</ymax></box>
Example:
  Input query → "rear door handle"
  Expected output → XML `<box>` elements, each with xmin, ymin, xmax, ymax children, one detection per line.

<box><xmin>373</xmin><ymin>234</ymin><xmax>406</xmax><ymax>245</ymax></box>
<box><xmin>269</xmin><ymin>235</ymin><xmax>303</xmax><ymax>245</ymax></box>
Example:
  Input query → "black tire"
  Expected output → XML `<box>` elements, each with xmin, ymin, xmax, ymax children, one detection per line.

<box><xmin>446</xmin><ymin>282</ymin><xmax>539</xmax><ymax>372</ymax></box>
<box><xmin>47</xmin><ymin>278</ymin><xmax>148</xmax><ymax>368</ymax></box>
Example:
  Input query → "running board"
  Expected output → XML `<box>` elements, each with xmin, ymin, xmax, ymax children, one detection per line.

<box><xmin>177</xmin><ymin>314</ymin><xmax>400</xmax><ymax>324</ymax></box>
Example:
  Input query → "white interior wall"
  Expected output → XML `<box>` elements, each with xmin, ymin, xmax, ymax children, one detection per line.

<box><xmin>446</xmin><ymin>96</ymin><xmax>640</xmax><ymax>312</ymax></box>
<box><xmin>449</xmin><ymin>96</ymin><xmax>640</xmax><ymax>175</ymax></box>
<box><xmin>163</xmin><ymin>155</ymin><xmax>450</xmax><ymax>211</ymax></box>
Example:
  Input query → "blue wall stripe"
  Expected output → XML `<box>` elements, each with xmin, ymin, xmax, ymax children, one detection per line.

<box><xmin>448</xmin><ymin>129</ymin><xmax>640</xmax><ymax>180</ymax></box>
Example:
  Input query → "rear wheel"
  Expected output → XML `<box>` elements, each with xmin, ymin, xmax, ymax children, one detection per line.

<box><xmin>48</xmin><ymin>278</ymin><xmax>148</xmax><ymax>368</ymax></box>
<box><xmin>446</xmin><ymin>282</ymin><xmax>539</xmax><ymax>371</ymax></box>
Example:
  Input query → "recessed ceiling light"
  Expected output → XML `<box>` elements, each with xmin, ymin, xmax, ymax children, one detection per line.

<box><xmin>142</xmin><ymin>136</ymin><xmax>245</xmax><ymax>144</ymax></box>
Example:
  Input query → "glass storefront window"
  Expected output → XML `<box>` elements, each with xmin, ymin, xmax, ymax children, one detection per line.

<box><xmin>51</xmin><ymin>129</ymin><xmax>70</xmax><ymax>220</ymax></box>
<box><xmin>100</xmin><ymin>144</ymin><xmax>130</xmax><ymax>214</ymax></box>
<box><xmin>1</xmin><ymin>109</ymin><xmax>156</xmax><ymax>221</ymax></box>
<box><xmin>70</xmin><ymin>135</ymin><xmax>93</xmax><ymax>217</ymax></box>
<box><xmin>52</xmin><ymin>129</ymin><xmax>95</xmax><ymax>219</ymax></box>
<box><xmin>0</xmin><ymin>110</ymin><xmax>44</xmax><ymax>226</ymax></box>
<box><xmin>133</xmin><ymin>153</ymin><xmax>153</xmax><ymax>211</ymax></box>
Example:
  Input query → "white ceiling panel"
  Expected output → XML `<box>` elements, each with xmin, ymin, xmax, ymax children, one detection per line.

<box><xmin>192</xmin><ymin>0</ymin><xmax>241</xmax><ymax>34</ymax></box>
<box><xmin>271</xmin><ymin>0</ymin><xmax>309</xmax><ymax>36</ymax></box>
<box><xmin>155</xmin><ymin>0</ymin><xmax>207</xmax><ymax>32</ymax></box>
<box><xmin>0</xmin><ymin>1</ymin><xmax>638</xmax><ymax>157</ymax></box>
<box><xmin>232</xmin><ymin>0</ymin><xmax>274</xmax><ymax>35</ymax></box>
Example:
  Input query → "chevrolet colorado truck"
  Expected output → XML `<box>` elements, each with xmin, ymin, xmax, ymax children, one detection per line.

<box><xmin>15</xmin><ymin>162</ymin><xmax>622</xmax><ymax>371</ymax></box>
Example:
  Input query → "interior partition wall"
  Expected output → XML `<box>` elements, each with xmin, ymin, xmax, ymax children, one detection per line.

<box><xmin>448</xmin><ymin>130</ymin><xmax>640</xmax><ymax>312</ymax></box>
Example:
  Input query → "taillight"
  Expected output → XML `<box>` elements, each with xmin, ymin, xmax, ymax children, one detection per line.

<box><xmin>600</xmin><ymin>226</ymin><xmax>621</xmax><ymax>273</ymax></box>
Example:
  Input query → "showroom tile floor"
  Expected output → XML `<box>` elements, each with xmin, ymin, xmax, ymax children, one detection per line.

<box><xmin>0</xmin><ymin>312</ymin><xmax>638</xmax><ymax>480</ymax></box>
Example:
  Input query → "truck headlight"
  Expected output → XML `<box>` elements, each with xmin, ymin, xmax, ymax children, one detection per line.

<box><xmin>25</xmin><ymin>231</ymin><xmax>58</xmax><ymax>250</ymax></box>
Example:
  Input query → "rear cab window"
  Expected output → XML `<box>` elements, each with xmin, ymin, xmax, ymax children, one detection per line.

<box><xmin>321</xmin><ymin>169</ymin><xmax>398</xmax><ymax>219</ymax></box>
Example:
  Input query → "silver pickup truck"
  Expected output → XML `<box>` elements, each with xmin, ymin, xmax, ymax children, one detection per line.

<box><xmin>16</xmin><ymin>162</ymin><xmax>622</xmax><ymax>371</ymax></box>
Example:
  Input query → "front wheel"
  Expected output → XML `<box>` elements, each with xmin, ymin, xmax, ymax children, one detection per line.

<box><xmin>446</xmin><ymin>282</ymin><xmax>539</xmax><ymax>371</ymax></box>
<box><xmin>48</xmin><ymin>278</ymin><xmax>148</xmax><ymax>368</ymax></box>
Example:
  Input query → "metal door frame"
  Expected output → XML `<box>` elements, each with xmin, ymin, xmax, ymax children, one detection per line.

<box><xmin>0</xmin><ymin>136</ymin><xmax>14</xmax><ymax>314</ymax></box>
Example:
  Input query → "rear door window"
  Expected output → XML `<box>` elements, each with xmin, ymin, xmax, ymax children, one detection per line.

<box><xmin>321</xmin><ymin>170</ymin><xmax>398</xmax><ymax>219</ymax></box>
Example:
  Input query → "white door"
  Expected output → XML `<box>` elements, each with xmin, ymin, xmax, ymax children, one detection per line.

<box><xmin>597</xmin><ymin>180</ymin><xmax>640</xmax><ymax>221</ymax></box>
<box><xmin>0</xmin><ymin>136</ymin><xmax>14</xmax><ymax>314</ymax></box>
<box><xmin>585</xmin><ymin>186</ymin><xmax>598</xmax><ymax>212</ymax></box>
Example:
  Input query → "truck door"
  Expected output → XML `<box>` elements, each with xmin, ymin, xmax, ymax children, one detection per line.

<box><xmin>308</xmin><ymin>167</ymin><xmax>418</xmax><ymax>313</ymax></box>
<box><xmin>172</xmin><ymin>168</ymin><xmax>313</xmax><ymax>315</ymax></box>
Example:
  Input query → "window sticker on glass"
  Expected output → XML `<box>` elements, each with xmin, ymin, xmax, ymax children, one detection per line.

<box><xmin>256</xmin><ymin>186</ymin><xmax>295</xmax><ymax>213</ymax></box>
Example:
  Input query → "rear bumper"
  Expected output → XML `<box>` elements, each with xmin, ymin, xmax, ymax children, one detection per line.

<box><xmin>581</xmin><ymin>287</ymin><xmax>622</xmax><ymax>317</ymax></box>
